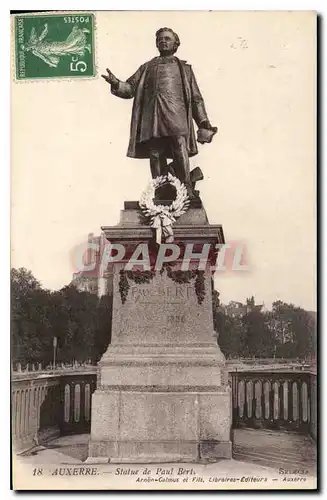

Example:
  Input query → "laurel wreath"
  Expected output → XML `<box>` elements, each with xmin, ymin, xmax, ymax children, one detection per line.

<box><xmin>139</xmin><ymin>173</ymin><xmax>190</xmax><ymax>243</ymax></box>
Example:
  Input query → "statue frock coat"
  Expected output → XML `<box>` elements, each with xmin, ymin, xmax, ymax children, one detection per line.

<box><xmin>111</xmin><ymin>56</ymin><xmax>210</xmax><ymax>159</ymax></box>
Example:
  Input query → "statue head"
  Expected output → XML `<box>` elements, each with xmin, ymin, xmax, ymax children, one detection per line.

<box><xmin>155</xmin><ymin>27</ymin><xmax>180</xmax><ymax>56</ymax></box>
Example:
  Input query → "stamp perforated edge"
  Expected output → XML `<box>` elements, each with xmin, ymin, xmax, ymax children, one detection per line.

<box><xmin>11</xmin><ymin>10</ymin><xmax>98</xmax><ymax>83</ymax></box>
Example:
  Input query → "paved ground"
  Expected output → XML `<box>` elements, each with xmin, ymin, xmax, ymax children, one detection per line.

<box><xmin>20</xmin><ymin>434</ymin><xmax>89</xmax><ymax>463</ymax></box>
<box><xmin>232</xmin><ymin>428</ymin><xmax>316</xmax><ymax>474</ymax></box>
<box><xmin>15</xmin><ymin>430</ymin><xmax>317</xmax><ymax>490</ymax></box>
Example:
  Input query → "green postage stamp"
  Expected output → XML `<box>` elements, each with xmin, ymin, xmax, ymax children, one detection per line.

<box><xmin>14</xmin><ymin>13</ymin><xmax>95</xmax><ymax>80</ymax></box>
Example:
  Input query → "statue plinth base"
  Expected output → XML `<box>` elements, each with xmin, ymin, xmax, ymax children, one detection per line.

<box><xmin>88</xmin><ymin>202</ymin><xmax>232</xmax><ymax>463</ymax></box>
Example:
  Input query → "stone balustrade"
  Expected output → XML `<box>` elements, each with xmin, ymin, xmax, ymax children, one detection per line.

<box><xmin>231</xmin><ymin>370</ymin><xmax>317</xmax><ymax>441</ymax></box>
<box><xmin>12</xmin><ymin>376</ymin><xmax>61</xmax><ymax>453</ymax></box>
<box><xmin>11</xmin><ymin>363</ymin><xmax>316</xmax><ymax>455</ymax></box>
<box><xmin>12</xmin><ymin>372</ymin><xmax>97</xmax><ymax>453</ymax></box>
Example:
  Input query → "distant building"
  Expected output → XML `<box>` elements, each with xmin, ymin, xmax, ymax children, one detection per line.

<box><xmin>70</xmin><ymin>232</ymin><xmax>113</xmax><ymax>298</ymax></box>
<box><xmin>71</xmin><ymin>273</ymin><xmax>99</xmax><ymax>294</ymax></box>
<box><xmin>220</xmin><ymin>300</ymin><xmax>264</xmax><ymax>318</ymax></box>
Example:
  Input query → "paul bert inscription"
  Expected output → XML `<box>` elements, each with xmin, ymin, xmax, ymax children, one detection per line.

<box><xmin>131</xmin><ymin>285</ymin><xmax>193</xmax><ymax>303</ymax></box>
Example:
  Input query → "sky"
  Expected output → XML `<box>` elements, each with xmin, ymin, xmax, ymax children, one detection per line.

<box><xmin>11</xmin><ymin>11</ymin><xmax>316</xmax><ymax>310</ymax></box>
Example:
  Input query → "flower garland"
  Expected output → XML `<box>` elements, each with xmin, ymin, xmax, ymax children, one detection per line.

<box><xmin>139</xmin><ymin>173</ymin><xmax>190</xmax><ymax>244</ymax></box>
<box><xmin>119</xmin><ymin>270</ymin><xmax>156</xmax><ymax>304</ymax></box>
<box><xmin>118</xmin><ymin>266</ymin><xmax>205</xmax><ymax>305</ymax></box>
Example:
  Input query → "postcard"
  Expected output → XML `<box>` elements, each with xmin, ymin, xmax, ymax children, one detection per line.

<box><xmin>11</xmin><ymin>10</ymin><xmax>317</xmax><ymax>490</ymax></box>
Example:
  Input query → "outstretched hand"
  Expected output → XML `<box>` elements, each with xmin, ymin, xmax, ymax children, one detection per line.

<box><xmin>101</xmin><ymin>68</ymin><xmax>116</xmax><ymax>84</ymax></box>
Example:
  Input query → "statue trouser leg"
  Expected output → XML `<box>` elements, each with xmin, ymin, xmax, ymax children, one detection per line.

<box><xmin>148</xmin><ymin>141</ymin><xmax>167</xmax><ymax>179</ymax></box>
<box><xmin>171</xmin><ymin>136</ymin><xmax>194</xmax><ymax>198</ymax></box>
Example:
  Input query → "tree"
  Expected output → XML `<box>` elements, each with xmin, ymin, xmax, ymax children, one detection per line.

<box><xmin>12</xmin><ymin>268</ymin><xmax>316</xmax><ymax>364</ymax></box>
<box><xmin>11</xmin><ymin>268</ymin><xmax>113</xmax><ymax>366</ymax></box>
<box><xmin>212</xmin><ymin>293</ymin><xmax>316</xmax><ymax>360</ymax></box>
<box><xmin>93</xmin><ymin>294</ymin><xmax>112</xmax><ymax>362</ymax></box>
<box><xmin>242</xmin><ymin>309</ymin><xmax>275</xmax><ymax>358</ymax></box>
<box><xmin>11</xmin><ymin>268</ymin><xmax>53</xmax><ymax>364</ymax></box>
<box><xmin>269</xmin><ymin>301</ymin><xmax>316</xmax><ymax>359</ymax></box>
<box><xmin>11</xmin><ymin>268</ymin><xmax>42</xmax><ymax>295</ymax></box>
<box><xmin>217</xmin><ymin>313</ymin><xmax>246</xmax><ymax>358</ymax></box>
<box><xmin>212</xmin><ymin>291</ymin><xmax>246</xmax><ymax>358</ymax></box>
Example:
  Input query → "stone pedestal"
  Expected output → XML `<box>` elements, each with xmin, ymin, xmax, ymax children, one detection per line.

<box><xmin>88</xmin><ymin>201</ymin><xmax>232</xmax><ymax>462</ymax></box>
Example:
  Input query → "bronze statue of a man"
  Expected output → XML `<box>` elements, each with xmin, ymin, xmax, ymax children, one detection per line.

<box><xmin>102</xmin><ymin>27</ymin><xmax>217</xmax><ymax>198</ymax></box>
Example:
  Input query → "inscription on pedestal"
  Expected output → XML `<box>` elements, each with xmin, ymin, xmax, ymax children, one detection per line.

<box><xmin>119</xmin><ymin>269</ymin><xmax>206</xmax><ymax>305</ymax></box>
<box><xmin>112</xmin><ymin>268</ymin><xmax>214</xmax><ymax>345</ymax></box>
<box><xmin>131</xmin><ymin>285</ymin><xmax>194</xmax><ymax>303</ymax></box>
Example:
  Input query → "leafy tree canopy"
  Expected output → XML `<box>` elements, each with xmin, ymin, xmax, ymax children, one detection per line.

<box><xmin>11</xmin><ymin>267</ymin><xmax>112</xmax><ymax>366</ymax></box>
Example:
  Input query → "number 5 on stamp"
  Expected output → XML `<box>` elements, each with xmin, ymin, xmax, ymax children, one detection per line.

<box><xmin>14</xmin><ymin>13</ymin><xmax>95</xmax><ymax>80</ymax></box>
